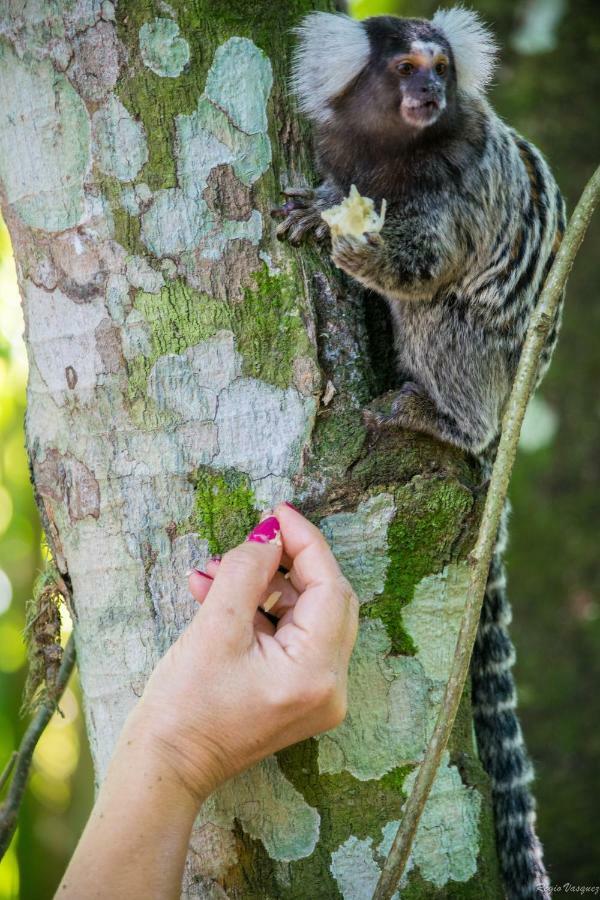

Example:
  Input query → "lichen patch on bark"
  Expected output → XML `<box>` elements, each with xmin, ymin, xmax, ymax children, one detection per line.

<box><xmin>402</xmin><ymin>563</ymin><xmax>471</xmax><ymax>684</ymax></box>
<box><xmin>139</xmin><ymin>39</ymin><xmax>272</xmax><ymax>268</ymax></box>
<box><xmin>0</xmin><ymin>43</ymin><xmax>90</xmax><ymax>231</ymax></box>
<box><xmin>317</xmin><ymin>618</ymin><xmax>430</xmax><ymax>781</ymax></box>
<box><xmin>398</xmin><ymin>754</ymin><xmax>482</xmax><ymax>888</ymax></box>
<box><xmin>24</xmin><ymin>281</ymin><xmax>107</xmax><ymax>400</ymax></box>
<box><xmin>319</xmin><ymin>494</ymin><xmax>397</xmax><ymax>604</ymax></box>
<box><xmin>205</xmin><ymin>37</ymin><xmax>273</xmax><ymax>134</ymax></box>
<box><xmin>331</xmin><ymin>834</ymin><xmax>401</xmax><ymax>900</ymax></box>
<box><xmin>92</xmin><ymin>95</ymin><xmax>149</xmax><ymax>182</ymax></box>
<box><xmin>138</xmin><ymin>18</ymin><xmax>190</xmax><ymax>78</ymax></box>
<box><xmin>200</xmin><ymin>756</ymin><xmax>320</xmax><ymax>864</ymax></box>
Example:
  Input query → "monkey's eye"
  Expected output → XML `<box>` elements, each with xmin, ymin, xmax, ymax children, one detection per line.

<box><xmin>435</xmin><ymin>61</ymin><xmax>447</xmax><ymax>76</ymax></box>
<box><xmin>397</xmin><ymin>62</ymin><xmax>415</xmax><ymax>77</ymax></box>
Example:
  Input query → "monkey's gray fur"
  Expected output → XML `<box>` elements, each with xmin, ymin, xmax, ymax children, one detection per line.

<box><xmin>276</xmin><ymin>9</ymin><xmax>566</xmax><ymax>899</ymax></box>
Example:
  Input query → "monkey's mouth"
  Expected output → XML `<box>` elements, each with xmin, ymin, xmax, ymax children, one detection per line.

<box><xmin>401</xmin><ymin>97</ymin><xmax>443</xmax><ymax>127</ymax></box>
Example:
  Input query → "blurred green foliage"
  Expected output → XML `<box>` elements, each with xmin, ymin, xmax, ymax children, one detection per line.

<box><xmin>0</xmin><ymin>217</ymin><xmax>93</xmax><ymax>899</ymax></box>
<box><xmin>0</xmin><ymin>0</ymin><xmax>598</xmax><ymax>895</ymax></box>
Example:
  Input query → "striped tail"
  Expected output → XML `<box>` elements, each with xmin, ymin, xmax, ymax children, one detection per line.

<box><xmin>471</xmin><ymin>501</ymin><xmax>550</xmax><ymax>899</ymax></box>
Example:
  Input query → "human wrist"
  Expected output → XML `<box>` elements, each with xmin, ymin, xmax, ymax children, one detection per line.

<box><xmin>123</xmin><ymin>691</ymin><xmax>228</xmax><ymax>811</ymax></box>
<box><xmin>115</xmin><ymin>704</ymin><xmax>210</xmax><ymax>821</ymax></box>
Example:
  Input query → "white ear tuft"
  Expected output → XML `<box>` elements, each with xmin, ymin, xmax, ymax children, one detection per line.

<box><xmin>291</xmin><ymin>13</ymin><xmax>370</xmax><ymax>124</ymax></box>
<box><xmin>432</xmin><ymin>6</ymin><xmax>498</xmax><ymax>95</ymax></box>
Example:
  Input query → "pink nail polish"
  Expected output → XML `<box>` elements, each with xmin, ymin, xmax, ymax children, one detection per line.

<box><xmin>209</xmin><ymin>555</ymin><xmax>222</xmax><ymax>564</ymax></box>
<box><xmin>194</xmin><ymin>568</ymin><xmax>214</xmax><ymax>581</ymax></box>
<box><xmin>247</xmin><ymin>516</ymin><xmax>281</xmax><ymax>545</ymax></box>
<box><xmin>284</xmin><ymin>501</ymin><xmax>299</xmax><ymax>512</ymax></box>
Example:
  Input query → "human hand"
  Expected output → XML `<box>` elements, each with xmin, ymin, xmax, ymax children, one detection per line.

<box><xmin>133</xmin><ymin>502</ymin><xmax>359</xmax><ymax>805</ymax></box>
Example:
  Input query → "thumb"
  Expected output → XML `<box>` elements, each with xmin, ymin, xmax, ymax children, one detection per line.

<box><xmin>199</xmin><ymin>516</ymin><xmax>283</xmax><ymax>644</ymax></box>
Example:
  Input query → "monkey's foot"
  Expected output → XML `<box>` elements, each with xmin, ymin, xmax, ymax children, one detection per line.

<box><xmin>331</xmin><ymin>233</ymin><xmax>383</xmax><ymax>279</ymax></box>
<box><xmin>271</xmin><ymin>187</ymin><xmax>329</xmax><ymax>245</ymax></box>
<box><xmin>363</xmin><ymin>383</ymin><xmax>425</xmax><ymax>431</ymax></box>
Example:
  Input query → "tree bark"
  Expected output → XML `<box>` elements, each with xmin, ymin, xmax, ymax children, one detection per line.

<box><xmin>0</xmin><ymin>2</ymin><xmax>503</xmax><ymax>897</ymax></box>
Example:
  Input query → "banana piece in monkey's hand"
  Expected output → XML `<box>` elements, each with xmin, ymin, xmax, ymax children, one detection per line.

<box><xmin>321</xmin><ymin>184</ymin><xmax>386</xmax><ymax>240</ymax></box>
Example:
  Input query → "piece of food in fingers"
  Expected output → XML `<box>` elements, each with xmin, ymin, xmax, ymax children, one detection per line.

<box><xmin>321</xmin><ymin>184</ymin><xmax>386</xmax><ymax>240</ymax></box>
<box><xmin>262</xmin><ymin>591</ymin><xmax>282</xmax><ymax>614</ymax></box>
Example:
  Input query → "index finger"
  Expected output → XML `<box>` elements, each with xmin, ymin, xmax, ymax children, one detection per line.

<box><xmin>274</xmin><ymin>504</ymin><xmax>359</xmax><ymax>652</ymax></box>
<box><xmin>274</xmin><ymin>503</ymin><xmax>343</xmax><ymax>594</ymax></box>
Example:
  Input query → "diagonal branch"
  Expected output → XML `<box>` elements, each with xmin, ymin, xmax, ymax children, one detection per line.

<box><xmin>0</xmin><ymin>634</ymin><xmax>76</xmax><ymax>860</ymax></box>
<box><xmin>372</xmin><ymin>162</ymin><xmax>600</xmax><ymax>900</ymax></box>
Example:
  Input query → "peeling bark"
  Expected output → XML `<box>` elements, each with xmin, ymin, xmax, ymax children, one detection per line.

<box><xmin>0</xmin><ymin>2</ymin><xmax>503</xmax><ymax>897</ymax></box>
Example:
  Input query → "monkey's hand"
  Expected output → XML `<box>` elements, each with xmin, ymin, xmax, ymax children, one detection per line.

<box><xmin>272</xmin><ymin>187</ymin><xmax>331</xmax><ymax>246</ymax></box>
<box><xmin>330</xmin><ymin>232</ymin><xmax>385</xmax><ymax>282</ymax></box>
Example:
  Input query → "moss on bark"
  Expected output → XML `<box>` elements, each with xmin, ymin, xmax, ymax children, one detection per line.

<box><xmin>190</xmin><ymin>467</ymin><xmax>258</xmax><ymax>555</ymax></box>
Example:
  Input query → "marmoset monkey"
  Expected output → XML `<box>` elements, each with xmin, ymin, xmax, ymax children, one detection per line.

<box><xmin>275</xmin><ymin>9</ymin><xmax>566</xmax><ymax>900</ymax></box>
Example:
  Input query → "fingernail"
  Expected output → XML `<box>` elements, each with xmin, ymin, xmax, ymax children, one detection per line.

<box><xmin>247</xmin><ymin>516</ymin><xmax>281</xmax><ymax>545</ymax></box>
<box><xmin>193</xmin><ymin>568</ymin><xmax>214</xmax><ymax>581</ymax></box>
<box><xmin>284</xmin><ymin>501</ymin><xmax>299</xmax><ymax>512</ymax></box>
<box><xmin>209</xmin><ymin>555</ymin><xmax>222</xmax><ymax>564</ymax></box>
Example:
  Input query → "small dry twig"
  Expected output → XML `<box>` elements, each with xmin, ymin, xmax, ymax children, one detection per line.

<box><xmin>0</xmin><ymin>635</ymin><xmax>76</xmax><ymax>861</ymax></box>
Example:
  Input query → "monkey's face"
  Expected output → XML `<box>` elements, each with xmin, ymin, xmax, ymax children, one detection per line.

<box><xmin>389</xmin><ymin>42</ymin><xmax>450</xmax><ymax>129</ymax></box>
<box><xmin>338</xmin><ymin>19</ymin><xmax>457</xmax><ymax>140</ymax></box>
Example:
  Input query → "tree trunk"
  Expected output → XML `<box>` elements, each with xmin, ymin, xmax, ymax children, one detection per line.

<box><xmin>0</xmin><ymin>2</ymin><xmax>503</xmax><ymax>897</ymax></box>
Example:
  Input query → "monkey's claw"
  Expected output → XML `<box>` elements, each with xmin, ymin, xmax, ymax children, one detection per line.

<box><xmin>271</xmin><ymin>187</ymin><xmax>315</xmax><ymax>219</ymax></box>
<box><xmin>272</xmin><ymin>187</ymin><xmax>329</xmax><ymax>245</ymax></box>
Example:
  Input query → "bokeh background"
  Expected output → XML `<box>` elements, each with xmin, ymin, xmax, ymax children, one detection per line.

<box><xmin>0</xmin><ymin>0</ymin><xmax>598</xmax><ymax>896</ymax></box>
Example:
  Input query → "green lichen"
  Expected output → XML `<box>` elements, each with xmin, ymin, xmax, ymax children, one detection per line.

<box><xmin>262</xmin><ymin>740</ymin><xmax>412</xmax><ymax>900</ymax></box>
<box><xmin>403</xmin><ymin>563</ymin><xmax>471</xmax><ymax>684</ymax></box>
<box><xmin>115</xmin><ymin>1</ymin><xmax>304</xmax><ymax>196</ymax></box>
<box><xmin>190</xmin><ymin>466</ymin><xmax>257</xmax><ymax>555</ymax></box>
<box><xmin>319</xmin><ymin>494</ymin><xmax>396</xmax><ymax>604</ymax></box>
<box><xmin>331</xmin><ymin>834</ymin><xmax>398</xmax><ymax>900</ymax></box>
<box><xmin>0</xmin><ymin>43</ymin><xmax>90</xmax><ymax>231</ymax></box>
<box><xmin>200</xmin><ymin>755</ymin><xmax>320</xmax><ymax>862</ymax></box>
<box><xmin>128</xmin><ymin>265</ymin><xmax>314</xmax><ymax>403</ymax></box>
<box><xmin>317</xmin><ymin>618</ymin><xmax>430</xmax><ymax>779</ymax></box>
<box><xmin>363</xmin><ymin>475</ymin><xmax>474</xmax><ymax>654</ymax></box>
<box><xmin>139</xmin><ymin>18</ymin><xmax>190</xmax><ymax>78</ymax></box>
<box><xmin>205</xmin><ymin>37</ymin><xmax>273</xmax><ymax>134</ymax></box>
<box><xmin>401</xmin><ymin>754</ymin><xmax>482</xmax><ymax>888</ymax></box>
<box><xmin>141</xmin><ymin>188</ymin><xmax>213</xmax><ymax>257</ymax></box>
<box><xmin>92</xmin><ymin>95</ymin><xmax>149</xmax><ymax>182</ymax></box>
<box><xmin>234</xmin><ymin>267</ymin><xmax>314</xmax><ymax>385</ymax></box>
